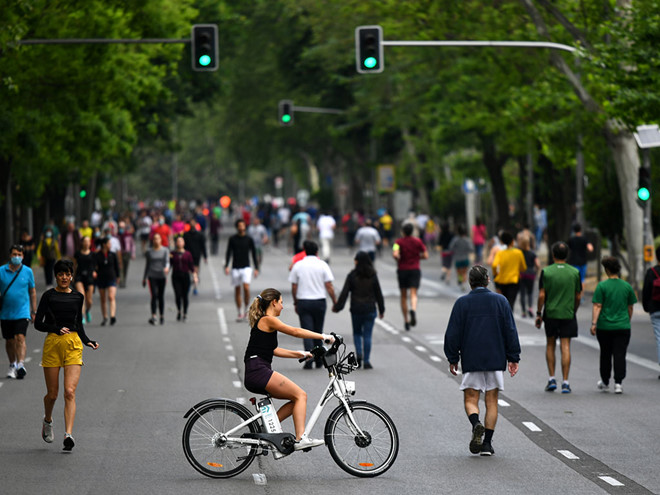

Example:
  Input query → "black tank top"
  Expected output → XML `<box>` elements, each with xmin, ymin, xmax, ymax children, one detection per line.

<box><xmin>244</xmin><ymin>318</ymin><xmax>278</xmax><ymax>363</ymax></box>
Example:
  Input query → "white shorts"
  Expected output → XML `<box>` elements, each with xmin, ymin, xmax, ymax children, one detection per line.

<box><xmin>459</xmin><ymin>371</ymin><xmax>504</xmax><ymax>392</ymax></box>
<box><xmin>231</xmin><ymin>267</ymin><xmax>253</xmax><ymax>287</ymax></box>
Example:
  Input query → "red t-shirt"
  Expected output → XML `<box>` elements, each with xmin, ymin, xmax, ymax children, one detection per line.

<box><xmin>394</xmin><ymin>236</ymin><xmax>427</xmax><ymax>271</ymax></box>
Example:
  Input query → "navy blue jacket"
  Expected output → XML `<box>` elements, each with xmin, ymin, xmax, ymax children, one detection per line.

<box><xmin>444</xmin><ymin>287</ymin><xmax>520</xmax><ymax>372</ymax></box>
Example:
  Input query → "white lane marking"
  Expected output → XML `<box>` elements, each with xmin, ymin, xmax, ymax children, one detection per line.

<box><xmin>232</xmin><ymin>381</ymin><xmax>242</xmax><ymax>388</ymax></box>
<box><xmin>207</xmin><ymin>257</ymin><xmax>223</xmax><ymax>300</ymax></box>
<box><xmin>374</xmin><ymin>319</ymin><xmax>399</xmax><ymax>335</ymax></box>
<box><xmin>430</xmin><ymin>355</ymin><xmax>442</xmax><ymax>362</ymax></box>
<box><xmin>236</xmin><ymin>397</ymin><xmax>246</xmax><ymax>404</ymax></box>
<box><xmin>599</xmin><ymin>476</ymin><xmax>624</xmax><ymax>487</ymax></box>
<box><xmin>428</xmin><ymin>339</ymin><xmax>444</xmax><ymax>345</ymax></box>
<box><xmin>223</xmin><ymin>337</ymin><xmax>231</xmax><ymax>342</ymax></box>
<box><xmin>24</xmin><ymin>357</ymin><xmax>32</xmax><ymax>363</ymax></box>
<box><xmin>228</xmin><ymin>355</ymin><xmax>236</xmax><ymax>362</ymax></box>
<box><xmin>217</xmin><ymin>308</ymin><xmax>228</xmax><ymax>335</ymax></box>
<box><xmin>33</xmin><ymin>348</ymin><xmax>41</xmax><ymax>353</ymax></box>
<box><xmin>401</xmin><ymin>336</ymin><xmax>412</xmax><ymax>343</ymax></box>
<box><xmin>0</xmin><ymin>382</ymin><xmax>3</xmax><ymax>389</ymax></box>
<box><xmin>414</xmin><ymin>346</ymin><xmax>427</xmax><ymax>353</ymax></box>
<box><xmin>558</xmin><ymin>450</ymin><xmax>580</xmax><ymax>460</ymax></box>
<box><xmin>523</xmin><ymin>421</ymin><xmax>542</xmax><ymax>432</ymax></box>
<box><xmin>498</xmin><ymin>399</ymin><xmax>510</xmax><ymax>407</ymax></box>
<box><xmin>225</xmin><ymin>345</ymin><xmax>233</xmax><ymax>351</ymax></box>
<box><xmin>231</xmin><ymin>367</ymin><xmax>239</xmax><ymax>374</ymax></box>
<box><xmin>253</xmin><ymin>473</ymin><xmax>267</xmax><ymax>485</ymax></box>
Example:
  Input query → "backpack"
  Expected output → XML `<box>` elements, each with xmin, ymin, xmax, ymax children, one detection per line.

<box><xmin>651</xmin><ymin>268</ymin><xmax>660</xmax><ymax>302</ymax></box>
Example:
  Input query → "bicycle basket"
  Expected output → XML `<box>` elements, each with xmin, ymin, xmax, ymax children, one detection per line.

<box><xmin>322</xmin><ymin>350</ymin><xmax>338</xmax><ymax>367</ymax></box>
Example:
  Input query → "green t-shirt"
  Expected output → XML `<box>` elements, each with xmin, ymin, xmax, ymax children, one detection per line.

<box><xmin>540</xmin><ymin>263</ymin><xmax>582</xmax><ymax>319</ymax></box>
<box><xmin>592</xmin><ymin>278</ymin><xmax>637</xmax><ymax>330</ymax></box>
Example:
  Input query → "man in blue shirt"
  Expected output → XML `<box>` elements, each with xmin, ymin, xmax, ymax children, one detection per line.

<box><xmin>1</xmin><ymin>245</ymin><xmax>37</xmax><ymax>379</ymax></box>
<box><xmin>444</xmin><ymin>265</ymin><xmax>520</xmax><ymax>456</ymax></box>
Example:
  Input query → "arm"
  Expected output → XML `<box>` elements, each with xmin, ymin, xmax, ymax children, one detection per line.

<box><xmin>113</xmin><ymin>253</ymin><xmax>121</xmax><ymax>283</ymax></box>
<box><xmin>591</xmin><ymin>302</ymin><xmax>603</xmax><ymax>335</ymax></box>
<box><xmin>163</xmin><ymin>249</ymin><xmax>170</xmax><ymax>275</ymax></box>
<box><xmin>201</xmin><ymin>233</ymin><xmax>208</xmax><ymax>260</ymax></box>
<box><xmin>74</xmin><ymin>294</ymin><xmax>97</xmax><ymax>347</ymax></box>
<box><xmin>333</xmin><ymin>274</ymin><xmax>351</xmax><ymax>312</ymax></box>
<box><xmin>420</xmin><ymin>247</ymin><xmax>429</xmax><ymax>260</ymax></box>
<box><xmin>273</xmin><ymin>347</ymin><xmax>310</xmax><ymax>359</ymax></box>
<box><xmin>535</xmin><ymin>288</ymin><xmax>546</xmax><ymax>329</ymax></box>
<box><xmin>262</xmin><ymin>315</ymin><xmax>327</xmax><ymax>341</ymax></box>
<box><xmin>224</xmin><ymin>238</ymin><xmax>232</xmax><ymax>274</ymax></box>
<box><xmin>642</xmin><ymin>269</ymin><xmax>653</xmax><ymax>312</ymax></box>
<box><xmin>249</xmin><ymin>238</ymin><xmax>259</xmax><ymax>273</ymax></box>
<box><xmin>325</xmin><ymin>281</ymin><xmax>337</xmax><ymax>306</ymax></box>
<box><xmin>628</xmin><ymin>304</ymin><xmax>634</xmax><ymax>320</ymax></box>
<box><xmin>374</xmin><ymin>276</ymin><xmax>385</xmax><ymax>317</ymax></box>
<box><xmin>33</xmin><ymin>292</ymin><xmax>59</xmax><ymax>334</ymax></box>
<box><xmin>143</xmin><ymin>251</ymin><xmax>150</xmax><ymax>283</ymax></box>
<box><xmin>291</xmin><ymin>283</ymin><xmax>298</xmax><ymax>305</ymax></box>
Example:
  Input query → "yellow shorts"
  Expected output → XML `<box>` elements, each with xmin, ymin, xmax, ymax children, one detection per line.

<box><xmin>41</xmin><ymin>332</ymin><xmax>84</xmax><ymax>367</ymax></box>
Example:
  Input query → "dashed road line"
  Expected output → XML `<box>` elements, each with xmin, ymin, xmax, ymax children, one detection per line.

<box><xmin>497</xmin><ymin>399</ymin><xmax>510</xmax><ymax>407</ymax></box>
<box><xmin>429</xmin><ymin>355</ymin><xmax>442</xmax><ymax>362</ymax></box>
<box><xmin>217</xmin><ymin>308</ymin><xmax>228</xmax><ymax>335</ymax></box>
<box><xmin>232</xmin><ymin>380</ymin><xmax>242</xmax><ymax>389</ymax></box>
<box><xmin>252</xmin><ymin>473</ymin><xmax>267</xmax><ymax>485</ymax></box>
<box><xmin>523</xmin><ymin>421</ymin><xmax>542</xmax><ymax>432</ymax></box>
<box><xmin>207</xmin><ymin>257</ymin><xmax>223</xmax><ymax>300</ymax></box>
<box><xmin>228</xmin><ymin>355</ymin><xmax>236</xmax><ymax>362</ymax></box>
<box><xmin>599</xmin><ymin>476</ymin><xmax>625</xmax><ymax>487</ymax></box>
<box><xmin>414</xmin><ymin>345</ymin><xmax>427</xmax><ymax>352</ymax></box>
<box><xmin>558</xmin><ymin>450</ymin><xmax>580</xmax><ymax>460</ymax></box>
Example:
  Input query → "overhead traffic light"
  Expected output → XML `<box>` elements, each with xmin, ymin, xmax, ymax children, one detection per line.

<box><xmin>79</xmin><ymin>189</ymin><xmax>87</xmax><ymax>199</ymax></box>
<box><xmin>637</xmin><ymin>167</ymin><xmax>651</xmax><ymax>206</ymax></box>
<box><xmin>356</xmin><ymin>26</ymin><xmax>384</xmax><ymax>74</ymax></box>
<box><xmin>191</xmin><ymin>24</ymin><xmax>218</xmax><ymax>72</ymax></box>
<box><xmin>278</xmin><ymin>100</ymin><xmax>294</xmax><ymax>126</ymax></box>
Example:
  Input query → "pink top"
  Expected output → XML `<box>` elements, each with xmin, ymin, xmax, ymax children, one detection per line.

<box><xmin>472</xmin><ymin>224</ymin><xmax>487</xmax><ymax>245</ymax></box>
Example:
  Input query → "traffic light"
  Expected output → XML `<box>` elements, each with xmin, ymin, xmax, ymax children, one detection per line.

<box><xmin>356</xmin><ymin>25</ymin><xmax>384</xmax><ymax>74</ymax></box>
<box><xmin>191</xmin><ymin>24</ymin><xmax>218</xmax><ymax>72</ymax></box>
<box><xmin>79</xmin><ymin>189</ymin><xmax>87</xmax><ymax>199</ymax></box>
<box><xmin>278</xmin><ymin>100</ymin><xmax>294</xmax><ymax>126</ymax></box>
<box><xmin>637</xmin><ymin>167</ymin><xmax>651</xmax><ymax>206</ymax></box>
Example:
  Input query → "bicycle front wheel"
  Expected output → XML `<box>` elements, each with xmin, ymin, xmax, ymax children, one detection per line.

<box><xmin>182</xmin><ymin>400</ymin><xmax>260</xmax><ymax>478</ymax></box>
<box><xmin>324</xmin><ymin>401</ymin><xmax>399</xmax><ymax>477</ymax></box>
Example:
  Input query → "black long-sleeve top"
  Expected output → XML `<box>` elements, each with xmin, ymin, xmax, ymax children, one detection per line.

<box><xmin>334</xmin><ymin>270</ymin><xmax>385</xmax><ymax>315</ymax></box>
<box><xmin>34</xmin><ymin>289</ymin><xmax>94</xmax><ymax>345</ymax></box>
<box><xmin>94</xmin><ymin>250</ymin><xmax>119</xmax><ymax>282</ymax></box>
<box><xmin>225</xmin><ymin>234</ymin><xmax>258</xmax><ymax>270</ymax></box>
<box><xmin>183</xmin><ymin>229</ymin><xmax>208</xmax><ymax>263</ymax></box>
<box><xmin>642</xmin><ymin>264</ymin><xmax>660</xmax><ymax>314</ymax></box>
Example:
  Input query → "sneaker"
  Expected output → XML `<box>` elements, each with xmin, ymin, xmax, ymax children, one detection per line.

<box><xmin>63</xmin><ymin>433</ymin><xmax>75</xmax><ymax>451</ymax></box>
<box><xmin>597</xmin><ymin>380</ymin><xmax>609</xmax><ymax>392</ymax></box>
<box><xmin>302</xmin><ymin>361</ymin><xmax>314</xmax><ymax>370</ymax></box>
<box><xmin>86</xmin><ymin>311</ymin><xmax>92</xmax><ymax>323</ymax></box>
<box><xmin>363</xmin><ymin>362</ymin><xmax>373</xmax><ymax>370</ymax></box>
<box><xmin>294</xmin><ymin>437</ymin><xmax>325</xmax><ymax>451</ymax></box>
<box><xmin>356</xmin><ymin>357</ymin><xmax>362</xmax><ymax>369</ymax></box>
<box><xmin>82</xmin><ymin>315</ymin><xmax>87</xmax><ymax>325</ymax></box>
<box><xmin>409</xmin><ymin>310</ymin><xmax>417</xmax><ymax>327</ymax></box>
<box><xmin>148</xmin><ymin>318</ymin><xmax>156</xmax><ymax>326</ymax></box>
<box><xmin>110</xmin><ymin>317</ymin><xmax>116</xmax><ymax>326</ymax></box>
<box><xmin>545</xmin><ymin>378</ymin><xmax>557</xmax><ymax>392</ymax></box>
<box><xmin>236</xmin><ymin>313</ymin><xmax>244</xmax><ymax>322</ymax></box>
<box><xmin>6</xmin><ymin>365</ymin><xmax>17</xmax><ymax>379</ymax></box>
<box><xmin>528</xmin><ymin>308</ymin><xmax>535</xmax><ymax>318</ymax></box>
<box><xmin>42</xmin><ymin>418</ymin><xmax>54</xmax><ymax>443</ymax></box>
<box><xmin>469</xmin><ymin>423</ymin><xmax>485</xmax><ymax>454</ymax></box>
<box><xmin>182</xmin><ymin>314</ymin><xmax>187</xmax><ymax>322</ymax></box>
<box><xmin>614</xmin><ymin>383</ymin><xmax>623</xmax><ymax>394</ymax></box>
<box><xmin>159</xmin><ymin>316</ymin><xmax>164</xmax><ymax>325</ymax></box>
<box><xmin>193</xmin><ymin>287</ymin><xmax>198</xmax><ymax>296</ymax></box>
<box><xmin>561</xmin><ymin>382</ymin><xmax>572</xmax><ymax>394</ymax></box>
<box><xmin>16</xmin><ymin>363</ymin><xmax>26</xmax><ymax>379</ymax></box>
<box><xmin>404</xmin><ymin>322</ymin><xmax>410</xmax><ymax>331</ymax></box>
<box><xmin>176</xmin><ymin>312</ymin><xmax>181</xmax><ymax>321</ymax></box>
<box><xmin>101</xmin><ymin>318</ymin><xmax>108</xmax><ymax>326</ymax></box>
<box><xmin>480</xmin><ymin>441</ymin><xmax>495</xmax><ymax>456</ymax></box>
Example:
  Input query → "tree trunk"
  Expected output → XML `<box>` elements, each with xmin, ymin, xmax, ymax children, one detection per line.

<box><xmin>401</xmin><ymin>127</ymin><xmax>430</xmax><ymax>214</ymax></box>
<box><xmin>481</xmin><ymin>135</ymin><xmax>510</xmax><ymax>230</ymax></box>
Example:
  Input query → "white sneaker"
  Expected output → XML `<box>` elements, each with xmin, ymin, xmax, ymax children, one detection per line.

<box><xmin>42</xmin><ymin>418</ymin><xmax>54</xmax><ymax>443</ymax></box>
<box><xmin>597</xmin><ymin>380</ymin><xmax>609</xmax><ymax>392</ymax></box>
<box><xmin>294</xmin><ymin>437</ymin><xmax>325</xmax><ymax>451</ymax></box>
<box><xmin>6</xmin><ymin>365</ymin><xmax>17</xmax><ymax>379</ymax></box>
<box><xmin>614</xmin><ymin>383</ymin><xmax>623</xmax><ymax>394</ymax></box>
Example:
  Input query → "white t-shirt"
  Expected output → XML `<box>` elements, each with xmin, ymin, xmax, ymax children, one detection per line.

<box><xmin>355</xmin><ymin>226</ymin><xmax>381</xmax><ymax>253</ymax></box>
<box><xmin>316</xmin><ymin>215</ymin><xmax>336</xmax><ymax>240</ymax></box>
<box><xmin>288</xmin><ymin>255</ymin><xmax>334</xmax><ymax>300</ymax></box>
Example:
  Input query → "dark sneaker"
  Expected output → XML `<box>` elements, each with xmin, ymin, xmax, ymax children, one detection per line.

<box><xmin>363</xmin><ymin>362</ymin><xmax>373</xmax><ymax>369</ymax></box>
<box><xmin>561</xmin><ymin>382</ymin><xmax>571</xmax><ymax>394</ymax></box>
<box><xmin>148</xmin><ymin>318</ymin><xmax>156</xmax><ymax>326</ymax></box>
<box><xmin>101</xmin><ymin>318</ymin><xmax>108</xmax><ymax>326</ymax></box>
<box><xmin>480</xmin><ymin>441</ymin><xmax>494</xmax><ymax>456</ymax></box>
<box><xmin>176</xmin><ymin>312</ymin><xmax>181</xmax><ymax>321</ymax></box>
<box><xmin>159</xmin><ymin>316</ymin><xmax>164</xmax><ymax>325</ymax></box>
<box><xmin>404</xmin><ymin>322</ymin><xmax>410</xmax><ymax>331</ymax></box>
<box><xmin>409</xmin><ymin>310</ymin><xmax>417</xmax><ymax>327</ymax></box>
<box><xmin>545</xmin><ymin>379</ymin><xmax>557</xmax><ymax>392</ymax></box>
<box><xmin>16</xmin><ymin>364</ymin><xmax>26</xmax><ymax>379</ymax></box>
<box><xmin>110</xmin><ymin>317</ymin><xmax>116</xmax><ymax>326</ymax></box>
<box><xmin>63</xmin><ymin>433</ymin><xmax>75</xmax><ymax>451</ymax></box>
<box><xmin>469</xmin><ymin>423</ymin><xmax>485</xmax><ymax>454</ymax></box>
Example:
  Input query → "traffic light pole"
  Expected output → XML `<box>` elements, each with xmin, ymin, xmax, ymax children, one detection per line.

<box><xmin>16</xmin><ymin>38</ymin><xmax>189</xmax><ymax>45</ymax></box>
<box><xmin>642</xmin><ymin>148</ymin><xmax>653</xmax><ymax>274</ymax></box>
<box><xmin>292</xmin><ymin>105</ymin><xmax>344</xmax><ymax>115</ymax></box>
<box><xmin>380</xmin><ymin>40</ymin><xmax>577</xmax><ymax>53</ymax></box>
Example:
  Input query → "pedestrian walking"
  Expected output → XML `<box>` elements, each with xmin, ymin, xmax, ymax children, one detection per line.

<box><xmin>519</xmin><ymin>237</ymin><xmax>540</xmax><ymax>318</ymax></box>
<box><xmin>438</xmin><ymin>223</ymin><xmax>454</xmax><ymax>282</ymax></box>
<box><xmin>137</xmin><ymin>210</ymin><xmax>153</xmax><ymax>255</ymax></box>
<box><xmin>73</xmin><ymin>237</ymin><xmax>96</xmax><ymax>324</ymax></box>
<box><xmin>183</xmin><ymin>218</ymin><xmax>208</xmax><ymax>295</ymax></box>
<box><xmin>225</xmin><ymin>219</ymin><xmax>259</xmax><ymax>321</ymax></box>
<box><xmin>34</xmin><ymin>258</ymin><xmax>99</xmax><ymax>451</ymax></box>
<box><xmin>316</xmin><ymin>211</ymin><xmax>336</xmax><ymax>263</ymax></box>
<box><xmin>94</xmin><ymin>237</ymin><xmax>120</xmax><ymax>326</ymax></box>
<box><xmin>1</xmin><ymin>245</ymin><xmax>37</xmax><ymax>379</ymax></box>
<box><xmin>567</xmin><ymin>223</ymin><xmax>594</xmax><ymax>283</ymax></box>
<box><xmin>379</xmin><ymin>210</ymin><xmax>394</xmax><ymax>248</ymax></box>
<box><xmin>354</xmin><ymin>218</ymin><xmax>382</xmax><ymax>262</ymax></box>
<box><xmin>288</xmin><ymin>241</ymin><xmax>337</xmax><ymax>369</ymax></box>
<box><xmin>641</xmin><ymin>246</ymin><xmax>660</xmax><ymax>380</ymax></box>
<box><xmin>444</xmin><ymin>265</ymin><xmax>520</xmax><ymax>457</ymax></box>
<box><xmin>59</xmin><ymin>221</ymin><xmax>81</xmax><ymax>259</ymax></box>
<box><xmin>143</xmin><ymin>232</ymin><xmax>170</xmax><ymax>325</ymax></box>
<box><xmin>535</xmin><ymin>242</ymin><xmax>582</xmax><ymax>393</ymax></box>
<box><xmin>447</xmin><ymin>225</ymin><xmax>474</xmax><ymax>290</ymax></box>
<box><xmin>492</xmin><ymin>231</ymin><xmax>526</xmax><ymax>309</ymax></box>
<box><xmin>591</xmin><ymin>256</ymin><xmax>637</xmax><ymax>394</ymax></box>
<box><xmin>393</xmin><ymin>223</ymin><xmax>429</xmax><ymax>330</ymax></box>
<box><xmin>332</xmin><ymin>251</ymin><xmax>384</xmax><ymax>369</ymax></box>
<box><xmin>209</xmin><ymin>211</ymin><xmax>222</xmax><ymax>256</ymax></box>
<box><xmin>171</xmin><ymin>236</ymin><xmax>197</xmax><ymax>322</ymax></box>
<box><xmin>247</xmin><ymin>217</ymin><xmax>269</xmax><ymax>268</ymax></box>
<box><xmin>472</xmin><ymin>218</ymin><xmax>487</xmax><ymax>263</ymax></box>
<box><xmin>37</xmin><ymin>227</ymin><xmax>61</xmax><ymax>287</ymax></box>
<box><xmin>243</xmin><ymin>288</ymin><xmax>334</xmax><ymax>450</ymax></box>
<box><xmin>117</xmin><ymin>220</ymin><xmax>136</xmax><ymax>288</ymax></box>
<box><xmin>19</xmin><ymin>230</ymin><xmax>36</xmax><ymax>268</ymax></box>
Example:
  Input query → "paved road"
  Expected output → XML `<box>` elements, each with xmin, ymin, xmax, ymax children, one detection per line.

<box><xmin>1</xmin><ymin>241</ymin><xmax>658</xmax><ymax>494</ymax></box>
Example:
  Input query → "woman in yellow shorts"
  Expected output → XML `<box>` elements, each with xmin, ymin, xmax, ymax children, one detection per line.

<box><xmin>34</xmin><ymin>259</ymin><xmax>99</xmax><ymax>451</ymax></box>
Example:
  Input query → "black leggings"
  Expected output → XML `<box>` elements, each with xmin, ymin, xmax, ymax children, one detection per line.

<box><xmin>148</xmin><ymin>277</ymin><xmax>166</xmax><ymax>316</ymax></box>
<box><xmin>596</xmin><ymin>329</ymin><xmax>631</xmax><ymax>384</ymax></box>
<box><xmin>519</xmin><ymin>277</ymin><xmax>535</xmax><ymax>313</ymax></box>
<box><xmin>172</xmin><ymin>272</ymin><xmax>191</xmax><ymax>315</ymax></box>
<box><xmin>497</xmin><ymin>283</ymin><xmax>519</xmax><ymax>310</ymax></box>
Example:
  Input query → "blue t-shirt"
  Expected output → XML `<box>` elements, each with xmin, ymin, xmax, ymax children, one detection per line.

<box><xmin>0</xmin><ymin>264</ymin><xmax>35</xmax><ymax>320</ymax></box>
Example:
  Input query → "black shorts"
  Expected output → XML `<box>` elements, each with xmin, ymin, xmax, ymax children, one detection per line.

<box><xmin>244</xmin><ymin>356</ymin><xmax>274</xmax><ymax>395</ymax></box>
<box><xmin>544</xmin><ymin>318</ymin><xmax>578</xmax><ymax>339</ymax></box>
<box><xmin>397</xmin><ymin>269</ymin><xmax>421</xmax><ymax>289</ymax></box>
<box><xmin>1</xmin><ymin>319</ymin><xmax>29</xmax><ymax>340</ymax></box>
<box><xmin>75</xmin><ymin>275</ymin><xmax>95</xmax><ymax>289</ymax></box>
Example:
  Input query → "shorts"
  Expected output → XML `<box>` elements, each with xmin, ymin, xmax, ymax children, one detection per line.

<box><xmin>140</xmin><ymin>232</ymin><xmax>150</xmax><ymax>242</ymax></box>
<box><xmin>397</xmin><ymin>269</ymin><xmax>421</xmax><ymax>289</ymax></box>
<box><xmin>544</xmin><ymin>318</ymin><xmax>578</xmax><ymax>339</ymax></box>
<box><xmin>96</xmin><ymin>279</ymin><xmax>117</xmax><ymax>289</ymax></box>
<box><xmin>231</xmin><ymin>267</ymin><xmax>253</xmax><ymax>287</ymax></box>
<box><xmin>1</xmin><ymin>319</ymin><xmax>29</xmax><ymax>340</ymax></box>
<box><xmin>244</xmin><ymin>356</ymin><xmax>273</xmax><ymax>395</ymax></box>
<box><xmin>75</xmin><ymin>275</ymin><xmax>95</xmax><ymax>288</ymax></box>
<box><xmin>460</xmin><ymin>371</ymin><xmax>504</xmax><ymax>392</ymax></box>
<box><xmin>455</xmin><ymin>259</ymin><xmax>470</xmax><ymax>269</ymax></box>
<box><xmin>41</xmin><ymin>332</ymin><xmax>84</xmax><ymax>367</ymax></box>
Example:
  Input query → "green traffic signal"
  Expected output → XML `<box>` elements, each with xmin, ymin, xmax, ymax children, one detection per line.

<box><xmin>80</xmin><ymin>189</ymin><xmax>87</xmax><ymax>199</ymax></box>
<box><xmin>638</xmin><ymin>187</ymin><xmax>650</xmax><ymax>202</ymax></box>
<box><xmin>199</xmin><ymin>55</ymin><xmax>211</xmax><ymax>66</ymax></box>
<box><xmin>364</xmin><ymin>56</ymin><xmax>377</xmax><ymax>69</ymax></box>
<box><xmin>281</xmin><ymin>114</ymin><xmax>291</xmax><ymax>123</ymax></box>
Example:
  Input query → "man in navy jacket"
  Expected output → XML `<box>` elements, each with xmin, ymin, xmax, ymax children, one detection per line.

<box><xmin>444</xmin><ymin>265</ymin><xmax>520</xmax><ymax>456</ymax></box>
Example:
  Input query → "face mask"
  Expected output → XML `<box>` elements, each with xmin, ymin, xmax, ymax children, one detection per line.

<box><xmin>159</xmin><ymin>219</ymin><xmax>165</xmax><ymax>225</ymax></box>
<box><xmin>94</xmin><ymin>232</ymin><xmax>101</xmax><ymax>238</ymax></box>
<box><xmin>118</xmin><ymin>229</ymin><xmax>125</xmax><ymax>234</ymax></box>
<box><xmin>45</xmin><ymin>232</ymin><xmax>52</xmax><ymax>238</ymax></box>
<box><xmin>10</xmin><ymin>256</ymin><xmax>22</xmax><ymax>265</ymax></box>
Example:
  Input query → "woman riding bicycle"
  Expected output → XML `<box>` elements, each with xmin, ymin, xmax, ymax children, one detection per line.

<box><xmin>245</xmin><ymin>288</ymin><xmax>333</xmax><ymax>450</ymax></box>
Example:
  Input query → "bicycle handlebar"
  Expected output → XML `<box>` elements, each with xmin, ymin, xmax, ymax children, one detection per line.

<box><xmin>297</xmin><ymin>333</ymin><xmax>343</xmax><ymax>362</ymax></box>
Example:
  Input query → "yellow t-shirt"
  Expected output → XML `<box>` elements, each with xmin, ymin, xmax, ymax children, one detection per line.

<box><xmin>492</xmin><ymin>247</ymin><xmax>527</xmax><ymax>285</ymax></box>
<box><xmin>380</xmin><ymin>214</ymin><xmax>393</xmax><ymax>231</ymax></box>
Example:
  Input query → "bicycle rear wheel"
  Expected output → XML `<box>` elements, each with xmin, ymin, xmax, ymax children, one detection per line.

<box><xmin>324</xmin><ymin>401</ymin><xmax>399</xmax><ymax>477</ymax></box>
<box><xmin>182</xmin><ymin>400</ymin><xmax>260</xmax><ymax>478</ymax></box>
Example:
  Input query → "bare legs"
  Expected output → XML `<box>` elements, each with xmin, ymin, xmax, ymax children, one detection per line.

<box><xmin>43</xmin><ymin>365</ymin><xmax>82</xmax><ymax>434</ymax></box>
<box><xmin>546</xmin><ymin>337</ymin><xmax>572</xmax><ymax>381</ymax></box>
<box><xmin>464</xmin><ymin>388</ymin><xmax>499</xmax><ymax>430</ymax></box>
<box><xmin>265</xmin><ymin>371</ymin><xmax>307</xmax><ymax>440</ymax></box>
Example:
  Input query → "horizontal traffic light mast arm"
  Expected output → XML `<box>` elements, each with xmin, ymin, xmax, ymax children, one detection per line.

<box><xmin>293</xmin><ymin>106</ymin><xmax>345</xmax><ymax>115</ymax></box>
<box><xmin>16</xmin><ymin>38</ymin><xmax>190</xmax><ymax>45</ymax></box>
<box><xmin>381</xmin><ymin>40</ymin><xmax>576</xmax><ymax>53</ymax></box>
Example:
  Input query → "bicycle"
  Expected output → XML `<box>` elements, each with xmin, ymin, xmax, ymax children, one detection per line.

<box><xmin>182</xmin><ymin>333</ymin><xmax>399</xmax><ymax>479</ymax></box>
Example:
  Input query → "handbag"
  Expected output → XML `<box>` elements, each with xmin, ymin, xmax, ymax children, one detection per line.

<box><xmin>0</xmin><ymin>265</ymin><xmax>23</xmax><ymax>312</ymax></box>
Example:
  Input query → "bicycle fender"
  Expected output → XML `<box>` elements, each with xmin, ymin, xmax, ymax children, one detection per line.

<box><xmin>183</xmin><ymin>398</ymin><xmax>253</xmax><ymax>419</ymax></box>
